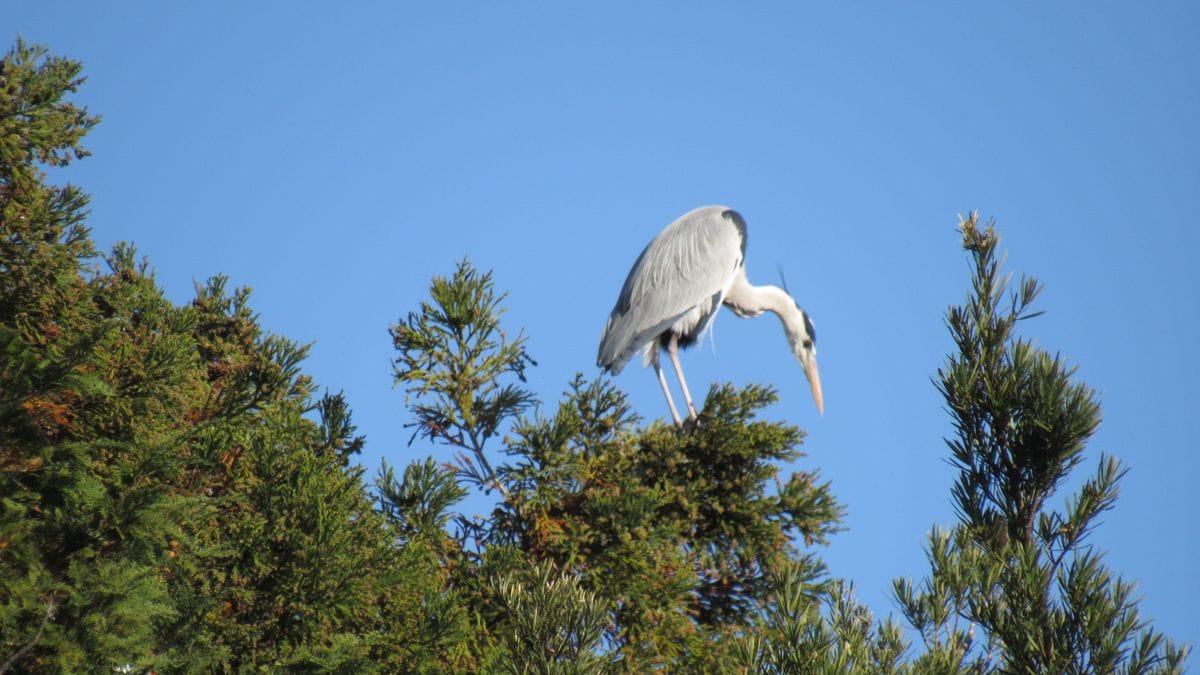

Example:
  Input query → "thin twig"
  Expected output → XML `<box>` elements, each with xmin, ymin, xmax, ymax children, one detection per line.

<box><xmin>0</xmin><ymin>595</ymin><xmax>58</xmax><ymax>675</ymax></box>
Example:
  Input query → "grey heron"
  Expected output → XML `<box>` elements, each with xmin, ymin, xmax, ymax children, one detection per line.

<box><xmin>597</xmin><ymin>205</ymin><xmax>823</xmax><ymax>427</ymax></box>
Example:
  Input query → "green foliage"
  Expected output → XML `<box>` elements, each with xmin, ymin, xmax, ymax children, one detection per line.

<box><xmin>390</xmin><ymin>259</ymin><xmax>537</xmax><ymax>492</ymax></box>
<box><xmin>490</xmin><ymin>562</ymin><xmax>610</xmax><ymax>674</ymax></box>
<box><xmin>0</xmin><ymin>41</ymin><xmax>179</xmax><ymax>672</ymax></box>
<box><xmin>377</xmin><ymin>456</ymin><xmax>468</xmax><ymax>542</ymax></box>
<box><xmin>0</xmin><ymin>39</ymin><xmax>98</xmax><ymax>342</ymax></box>
<box><xmin>731</xmin><ymin>557</ymin><xmax>907</xmax><ymax>674</ymax></box>
<box><xmin>495</xmin><ymin>377</ymin><xmax>844</xmax><ymax>649</ymax></box>
<box><xmin>167</xmin><ymin>392</ymin><xmax>390</xmax><ymax>669</ymax></box>
<box><xmin>894</xmin><ymin>214</ymin><xmax>1189</xmax><ymax>673</ymax></box>
<box><xmin>376</xmin><ymin>459</ymin><xmax>483</xmax><ymax>673</ymax></box>
<box><xmin>0</xmin><ymin>41</ymin><xmax>423</xmax><ymax>673</ymax></box>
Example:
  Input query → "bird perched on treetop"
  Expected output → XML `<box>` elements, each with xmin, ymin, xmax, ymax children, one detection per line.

<box><xmin>597</xmin><ymin>205</ymin><xmax>823</xmax><ymax>427</ymax></box>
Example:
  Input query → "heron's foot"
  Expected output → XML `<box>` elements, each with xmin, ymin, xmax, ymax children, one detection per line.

<box><xmin>677</xmin><ymin>413</ymin><xmax>702</xmax><ymax>432</ymax></box>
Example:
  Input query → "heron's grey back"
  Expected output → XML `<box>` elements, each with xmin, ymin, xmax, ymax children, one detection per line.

<box><xmin>597</xmin><ymin>205</ymin><xmax>745</xmax><ymax>372</ymax></box>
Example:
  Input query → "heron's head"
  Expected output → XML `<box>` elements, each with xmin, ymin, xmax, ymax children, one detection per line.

<box><xmin>787</xmin><ymin>307</ymin><xmax>824</xmax><ymax>416</ymax></box>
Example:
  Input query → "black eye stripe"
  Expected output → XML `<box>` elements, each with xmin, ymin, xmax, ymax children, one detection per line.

<box><xmin>802</xmin><ymin>311</ymin><xmax>816</xmax><ymax>345</ymax></box>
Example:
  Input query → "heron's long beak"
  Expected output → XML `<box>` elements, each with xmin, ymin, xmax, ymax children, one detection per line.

<box><xmin>802</xmin><ymin>356</ymin><xmax>824</xmax><ymax>416</ymax></box>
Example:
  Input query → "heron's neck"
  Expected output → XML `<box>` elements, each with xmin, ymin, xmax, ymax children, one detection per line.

<box><xmin>723</xmin><ymin>274</ymin><xmax>803</xmax><ymax>332</ymax></box>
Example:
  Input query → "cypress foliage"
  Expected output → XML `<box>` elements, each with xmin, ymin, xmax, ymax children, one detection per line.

<box><xmin>0</xmin><ymin>42</ymin><xmax>415</xmax><ymax>673</ymax></box>
<box><xmin>0</xmin><ymin>39</ymin><xmax>176</xmax><ymax>672</ymax></box>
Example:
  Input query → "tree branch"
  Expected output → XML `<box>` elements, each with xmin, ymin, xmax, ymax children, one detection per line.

<box><xmin>1</xmin><ymin>595</ymin><xmax>58</xmax><ymax>675</ymax></box>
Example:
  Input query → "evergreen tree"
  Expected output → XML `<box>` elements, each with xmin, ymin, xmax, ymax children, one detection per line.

<box><xmin>158</xmin><ymin>277</ymin><xmax>409</xmax><ymax>672</ymax></box>
<box><xmin>729</xmin><ymin>558</ymin><xmax>906</xmax><ymax>673</ymax></box>
<box><xmin>374</xmin><ymin>458</ymin><xmax>484</xmax><ymax>672</ymax></box>
<box><xmin>894</xmin><ymin>214</ymin><xmax>1189</xmax><ymax>673</ymax></box>
<box><xmin>489</xmin><ymin>561</ymin><xmax>610</xmax><ymax>674</ymax></box>
<box><xmin>0</xmin><ymin>41</ymin><xmax>417</xmax><ymax>673</ymax></box>
<box><xmin>0</xmin><ymin>39</ymin><xmax>178</xmax><ymax>672</ymax></box>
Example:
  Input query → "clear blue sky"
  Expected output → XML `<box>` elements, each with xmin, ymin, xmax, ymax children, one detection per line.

<box><xmin>11</xmin><ymin>1</ymin><xmax>1198</xmax><ymax>652</ymax></box>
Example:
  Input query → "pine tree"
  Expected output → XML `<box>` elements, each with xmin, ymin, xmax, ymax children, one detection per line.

<box><xmin>894</xmin><ymin>214</ymin><xmax>1189</xmax><ymax>673</ymax></box>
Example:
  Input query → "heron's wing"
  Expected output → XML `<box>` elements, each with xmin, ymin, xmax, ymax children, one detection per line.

<box><xmin>598</xmin><ymin>206</ymin><xmax>745</xmax><ymax>372</ymax></box>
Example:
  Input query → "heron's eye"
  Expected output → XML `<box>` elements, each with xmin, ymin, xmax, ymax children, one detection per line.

<box><xmin>803</xmin><ymin>339</ymin><xmax>813</xmax><ymax>350</ymax></box>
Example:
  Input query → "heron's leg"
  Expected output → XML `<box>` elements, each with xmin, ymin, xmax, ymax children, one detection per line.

<box><xmin>666</xmin><ymin>334</ymin><xmax>699</xmax><ymax>421</ymax></box>
<box><xmin>653</xmin><ymin>350</ymin><xmax>684</xmax><ymax>428</ymax></box>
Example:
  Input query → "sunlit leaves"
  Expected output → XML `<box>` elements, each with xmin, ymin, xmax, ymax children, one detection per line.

<box><xmin>377</xmin><ymin>457</ymin><xmax>466</xmax><ymax>543</ymax></box>
<box><xmin>391</xmin><ymin>259</ymin><xmax>537</xmax><ymax>492</ymax></box>
<box><xmin>490</xmin><ymin>562</ymin><xmax>610</xmax><ymax>674</ymax></box>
